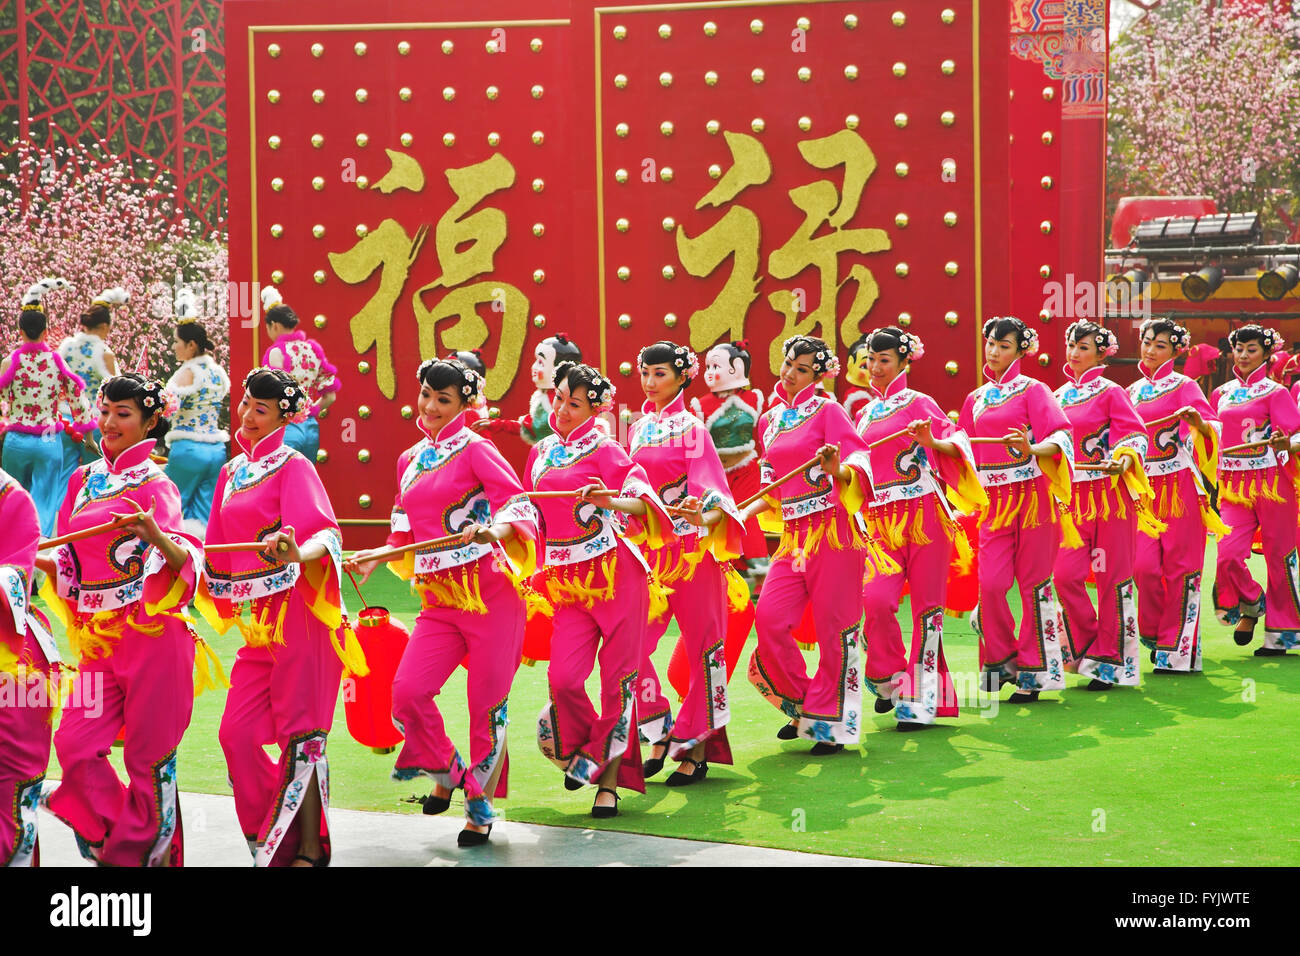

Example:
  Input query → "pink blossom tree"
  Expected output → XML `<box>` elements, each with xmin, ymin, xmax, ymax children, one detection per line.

<box><xmin>0</xmin><ymin>142</ymin><xmax>229</xmax><ymax>380</ymax></box>
<box><xmin>1108</xmin><ymin>1</ymin><xmax>1300</xmax><ymax>239</ymax></box>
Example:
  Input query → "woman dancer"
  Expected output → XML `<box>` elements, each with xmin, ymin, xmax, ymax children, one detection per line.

<box><xmin>739</xmin><ymin>335</ymin><xmax>878</xmax><ymax>753</ymax></box>
<box><xmin>854</xmin><ymin>328</ymin><xmax>983</xmax><ymax>728</ymax></box>
<box><xmin>1210</xmin><ymin>325</ymin><xmax>1300</xmax><ymax>657</ymax></box>
<box><xmin>346</xmin><ymin>358</ymin><xmax>538</xmax><ymax>847</ymax></box>
<box><xmin>260</xmin><ymin>285</ymin><xmax>340</xmax><ymax>460</ymax></box>
<box><xmin>0</xmin><ymin>278</ymin><xmax>90</xmax><ymax>536</ymax></box>
<box><xmin>57</xmin><ymin>286</ymin><xmax>124</xmax><ymax>477</ymax></box>
<box><xmin>0</xmin><ymin>469</ymin><xmax>58</xmax><ymax>866</ymax></box>
<box><xmin>164</xmin><ymin>291</ymin><xmax>230</xmax><ymax>536</ymax></box>
<box><xmin>38</xmin><ymin>374</ymin><xmax>205</xmax><ymax>866</ymax></box>
<box><xmin>445</xmin><ymin>349</ymin><xmax>490</xmax><ymax>424</ymax></box>
<box><xmin>198</xmin><ymin>368</ymin><xmax>363</xmax><ymax>867</ymax></box>
<box><xmin>1053</xmin><ymin>322</ymin><xmax>1161</xmax><ymax>690</ymax></box>
<box><xmin>1127</xmin><ymin>317</ymin><xmax>1224</xmax><ymax>674</ymax></box>
<box><xmin>631</xmin><ymin>341</ymin><xmax>744</xmax><ymax>785</ymax></box>
<box><xmin>959</xmin><ymin>317</ymin><xmax>1077</xmax><ymax>702</ymax></box>
<box><xmin>528</xmin><ymin>362</ymin><xmax>673</xmax><ymax>816</ymax></box>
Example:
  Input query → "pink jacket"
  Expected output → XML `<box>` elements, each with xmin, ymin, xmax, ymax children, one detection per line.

<box><xmin>1127</xmin><ymin>359</ymin><xmax>1220</xmax><ymax>495</ymax></box>
<box><xmin>524</xmin><ymin>413</ymin><xmax>674</xmax><ymax>569</ymax></box>
<box><xmin>628</xmin><ymin>389</ymin><xmax>744</xmax><ymax>557</ymax></box>
<box><xmin>756</xmin><ymin>381</ymin><xmax>873</xmax><ymax>521</ymax></box>
<box><xmin>387</xmin><ymin>411</ymin><xmax>539</xmax><ymax>578</ymax></box>
<box><xmin>1211</xmin><ymin>363</ymin><xmax>1300</xmax><ymax>477</ymax></box>
<box><xmin>1054</xmin><ymin>365</ymin><xmax>1148</xmax><ymax>484</ymax></box>
<box><xmin>0</xmin><ymin>470</ymin><xmax>43</xmax><ymax>670</ymax></box>
<box><xmin>959</xmin><ymin>359</ymin><xmax>1074</xmax><ymax>490</ymax></box>
<box><xmin>263</xmin><ymin>330</ymin><xmax>340</xmax><ymax>416</ymax></box>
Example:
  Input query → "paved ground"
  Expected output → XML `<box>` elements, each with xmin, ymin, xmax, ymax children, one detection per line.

<box><xmin>38</xmin><ymin>790</ymin><xmax>915</xmax><ymax>868</ymax></box>
<box><xmin>36</xmin><ymin>791</ymin><xmax>915</xmax><ymax>867</ymax></box>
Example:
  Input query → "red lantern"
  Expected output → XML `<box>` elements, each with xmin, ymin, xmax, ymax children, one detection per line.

<box><xmin>343</xmin><ymin>606</ymin><xmax>410</xmax><ymax>754</ymax></box>
<box><xmin>521</xmin><ymin>611</ymin><xmax>553</xmax><ymax>667</ymax></box>
<box><xmin>944</xmin><ymin>514</ymin><xmax>980</xmax><ymax>616</ymax></box>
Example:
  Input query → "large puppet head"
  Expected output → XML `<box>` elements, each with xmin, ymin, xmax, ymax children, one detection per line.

<box><xmin>845</xmin><ymin>335</ymin><xmax>872</xmax><ymax>388</ymax></box>
<box><xmin>702</xmin><ymin>341</ymin><xmax>752</xmax><ymax>392</ymax></box>
<box><xmin>530</xmin><ymin>333</ymin><xmax>582</xmax><ymax>389</ymax></box>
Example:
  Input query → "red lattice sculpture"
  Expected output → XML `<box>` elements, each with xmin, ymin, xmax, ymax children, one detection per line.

<box><xmin>0</xmin><ymin>0</ymin><xmax>227</xmax><ymax>233</ymax></box>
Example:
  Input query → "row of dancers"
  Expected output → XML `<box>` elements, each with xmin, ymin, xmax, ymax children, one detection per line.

<box><xmin>1</xmin><ymin>274</ymin><xmax>1295</xmax><ymax>866</ymax></box>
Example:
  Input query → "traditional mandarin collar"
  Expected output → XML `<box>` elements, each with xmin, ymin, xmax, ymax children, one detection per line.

<box><xmin>640</xmin><ymin>388</ymin><xmax>687</xmax><ymax>419</ymax></box>
<box><xmin>772</xmin><ymin>380</ymin><xmax>819</xmax><ymax>409</ymax></box>
<box><xmin>418</xmin><ymin>410</ymin><xmax>468</xmax><ymax>445</ymax></box>
<box><xmin>1063</xmin><ymin>364</ymin><xmax>1106</xmax><ymax>386</ymax></box>
<box><xmin>983</xmin><ymin>359</ymin><xmax>1022</xmax><ymax>385</ymax></box>
<box><xmin>235</xmin><ymin>425</ymin><xmax>287</xmax><ymax>462</ymax></box>
<box><xmin>549</xmin><ymin>411</ymin><xmax>600</xmax><ymax>444</ymax></box>
<box><xmin>101</xmin><ymin>438</ymin><xmax>156</xmax><ymax>474</ymax></box>
<box><xmin>869</xmin><ymin>371</ymin><xmax>909</xmax><ymax>400</ymax></box>
<box><xmin>1141</xmin><ymin>358</ymin><xmax>1177</xmax><ymax>382</ymax></box>
<box><xmin>1232</xmin><ymin>363</ymin><xmax>1269</xmax><ymax>386</ymax></box>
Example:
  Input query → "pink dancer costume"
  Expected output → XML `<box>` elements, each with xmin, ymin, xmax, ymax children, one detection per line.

<box><xmin>1053</xmin><ymin>363</ymin><xmax>1162</xmax><ymax>686</ymax></box>
<box><xmin>41</xmin><ymin>439</ymin><xmax>205</xmax><ymax>866</ymax></box>
<box><xmin>0</xmin><ymin>470</ymin><xmax>60</xmax><ymax>866</ymax></box>
<box><xmin>689</xmin><ymin>388</ymin><xmax>768</xmax><ymax>560</ymax></box>
<box><xmin>856</xmin><ymin>370</ymin><xmax>984</xmax><ymax>724</ymax></box>
<box><xmin>1128</xmin><ymin>360</ymin><xmax>1224</xmax><ymax>672</ymax></box>
<box><xmin>197</xmin><ymin>425</ymin><xmax>363</xmax><ymax>866</ymax></box>
<box><xmin>747</xmin><ymin>380</ymin><xmax>881</xmax><ymax>745</ymax></box>
<box><xmin>528</xmin><ymin>412</ymin><xmax>674</xmax><ymax>792</ymax></box>
<box><xmin>1210</xmin><ymin>360</ymin><xmax>1300</xmax><ymax>651</ymax></box>
<box><xmin>629</xmin><ymin>388</ymin><xmax>745</xmax><ymax>762</ymax></box>
<box><xmin>960</xmin><ymin>358</ymin><xmax>1078</xmax><ymax>692</ymax></box>
<box><xmin>383</xmin><ymin>410</ymin><xmax>539</xmax><ymax>821</ymax></box>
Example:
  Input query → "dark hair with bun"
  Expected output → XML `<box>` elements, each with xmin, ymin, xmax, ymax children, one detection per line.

<box><xmin>18</xmin><ymin>310</ymin><xmax>47</xmax><ymax>339</ymax></box>
<box><xmin>446</xmin><ymin>349</ymin><xmax>486</xmax><ymax>378</ymax></box>
<box><xmin>175</xmin><ymin>321</ymin><xmax>213</xmax><ymax>355</ymax></box>
<box><xmin>100</xmin><ymin>373</ymin><xmax>171</xmax><ymax>442</ymax></box>
<box><xmin>264</xmin><ymin>303</ymin><xmax>299</xmax><ymax>330</ymax></box>
<box><xmin>1227</xmin><ymin>324</ymin><xmax>1284</xmax><ymax>355</ymax></box>
<box><xmin>418</xmin><ymin>358</ymin><xmax>482</xmax><ymax>406</ymax></box>
<box><xmin>243</xmin><ymin>367</ymin><xmax>309</xmax><ymax>420</ymax></box>
<box><xmin>554</xmin><ymin>361</ymin><xmax>616</xmax><ymax>411</ymax></box>
<box><xmin>80</xmin><ymin>304</ymin><xmax>112</xmax><ymax>330</ymax></box>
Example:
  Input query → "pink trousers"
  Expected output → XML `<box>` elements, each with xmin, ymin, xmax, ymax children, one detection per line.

<box><xmin>391</xmin><ymin>562</ymin><xmax>524</xmax><ymax>813</ymax></box>
<box><xmin>48</xmin><ymin>618</ymin><xmax>194</xmax><ymax>866</ymax></box>
<box><xmin>1134</xmin><ymin>471</ymin><xmax>1206</xmax><ymax>672</ymax></box>
<box><xmin>1215</xmin><ymin>467</ymin><xmax>1300</xmax><ymax>651</ymax></box>
<box><xmin>537</xmin><ymin>543</ymin><xmax>647</xmax><ymax>793</ymax></box>
<box><xmin>975</xmin><ymin>477</ymin><xmax>1067</xmax><ymax>692</ymax></box>
<box><xmin>862</xmin><ymin>497</ymin><xmax>959</xmax><ymax>724</ymax></box>
<box><xmin>1054</xmin><ymin>480</ymin><xmax>1141</xmax><ymax>686</ymax></box>
<box><xmin>639</xmin><ymin>546</ymin><xmax>733</xmax><ymax>763</ymax></box>
<box><xmin>218</xmin><ymin>590</ymin><xmax>342</xmax><ymax>866</ymax></box>
<box><xmin>749</xmin><ymin>508</ymin><xmax>865</xmax><ymax>744</ymax></box>
<box><xmin>0</xmin><ymin>633</ymin><xmax>55</xmax><ymax>867</ymax></box>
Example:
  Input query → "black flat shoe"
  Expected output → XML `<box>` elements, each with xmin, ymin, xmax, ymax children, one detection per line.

<box><xmin>776</xmin><ymin>722</ymin><xmax>799</xmax><ymax>740</ymax></box>
<box><xmin>808</xmin><ymin>742</ymin><xmax>844</xmax><ymax>755</ymax></box>
<box><xmin>664</xmin><ymin>757</ymin><xmax>708</xmax><ymax>787</ymax></box>
<box><xmin>1255</xmin><ymin>647</ymin><xmax>1287</xmax><ymax>657</ymax></box>
<box><xmin>457</xmin><ymin>824</ymin><xmax>492</xmax><ymax>847</ymax></box>
<box><xmin>563</xmin><ymin>774</ymin><xmax>584</xmax><ymax>791</ymax></box>
<box><xmin>591</xmin><ymin>786</ymin><xmax>620</xmax><ymax>818</ymax></box>
<box><xmin>421</xmin><ymin>792</ymin><xmax>451</xmax><ymax>815</ymax></box>
<box><xmin>290</xmin><ymin>853</ymin><xmax>327</xmax><ymax>867</ymax></box>
<box><xmin>1151</xmin><ymin>666</ymin><xmax>1180</xmax><ymax>674</ymax></box>
<box><xmin>1007</xmin><ymin>691</ymin><xmax>1040</xmax><ymax>703</ymax></box>
<box><xmin>642</xmin><ymin>742</ymin><xmax>669</xmax><ymax>779</ymax></box>
<box><xmin>896</xmin><ymin>721</ymin><xmax>930</xmax><ymax>731</ymax></box>
<box><xmin>1085</xmin><ymin>679</ymin><xmax>1113</xmax><ymax>691</ymax></box>
<box><xmin>1234</xmin><ymin>619</ymin><xmax>1257</xmax><ymax>646</ymax></box>
<box><xmin>874</xmin><ymin>698</ymin><xmax>894</xmax><ymax>714</ymax></box>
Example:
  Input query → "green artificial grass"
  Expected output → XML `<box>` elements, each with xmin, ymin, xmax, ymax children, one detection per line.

<box><xmin>43</xmin><ymin>544</ymin><xmax>1300</xmax><ymax>866</ymax></box>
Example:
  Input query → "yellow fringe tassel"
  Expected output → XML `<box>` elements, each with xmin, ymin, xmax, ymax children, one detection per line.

<box><xmin>1022</xmin><ymin>485</ymin><xmax>1042</xmax><ymax>529</ymax></box>
<box><xmin>1058</xmin><ymin>508</ymin><xmax>1085</xmax><ymax>549</ymax></box>
<box><xmin>1200</xmin><ymin>501</ymin><xmax>1232</xmax><ymax>538</ymax></box>
<box><xmin>724</xmin><ymin>565</ymin><xmax>751</xmax><ymax>611</ymax></box>
<box><xmin>330</xmin><ymin>622</ymin><xmax>370</xmax><ymax>678</ymax></box>
<box><xmin>520</xmin><ymin>585</ymin><xmax>553</xmax><ymax>620</ymax></box>
<box><xmin>192</xmin><ymin>636</ymin><xmax>231</xmax><ymax>698</ymax></box>
<box><xmin>647</xmin><ymin>575</ymin><xmax>674</xmax><ymax>622</ymax></box>
<box><xmin>909</xmin><ymin>505</ymin><xmax>933</xmax><ymax>546</ymax></box>
<box><xmin>415</xmin><ymin>562</ymin><xmax>487</xmax><ymax>614</ymax></box>
<box><xmin>543</xmin><ymin>553</ymin><xmax>618</xmax><ymax>609</ymax></box>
